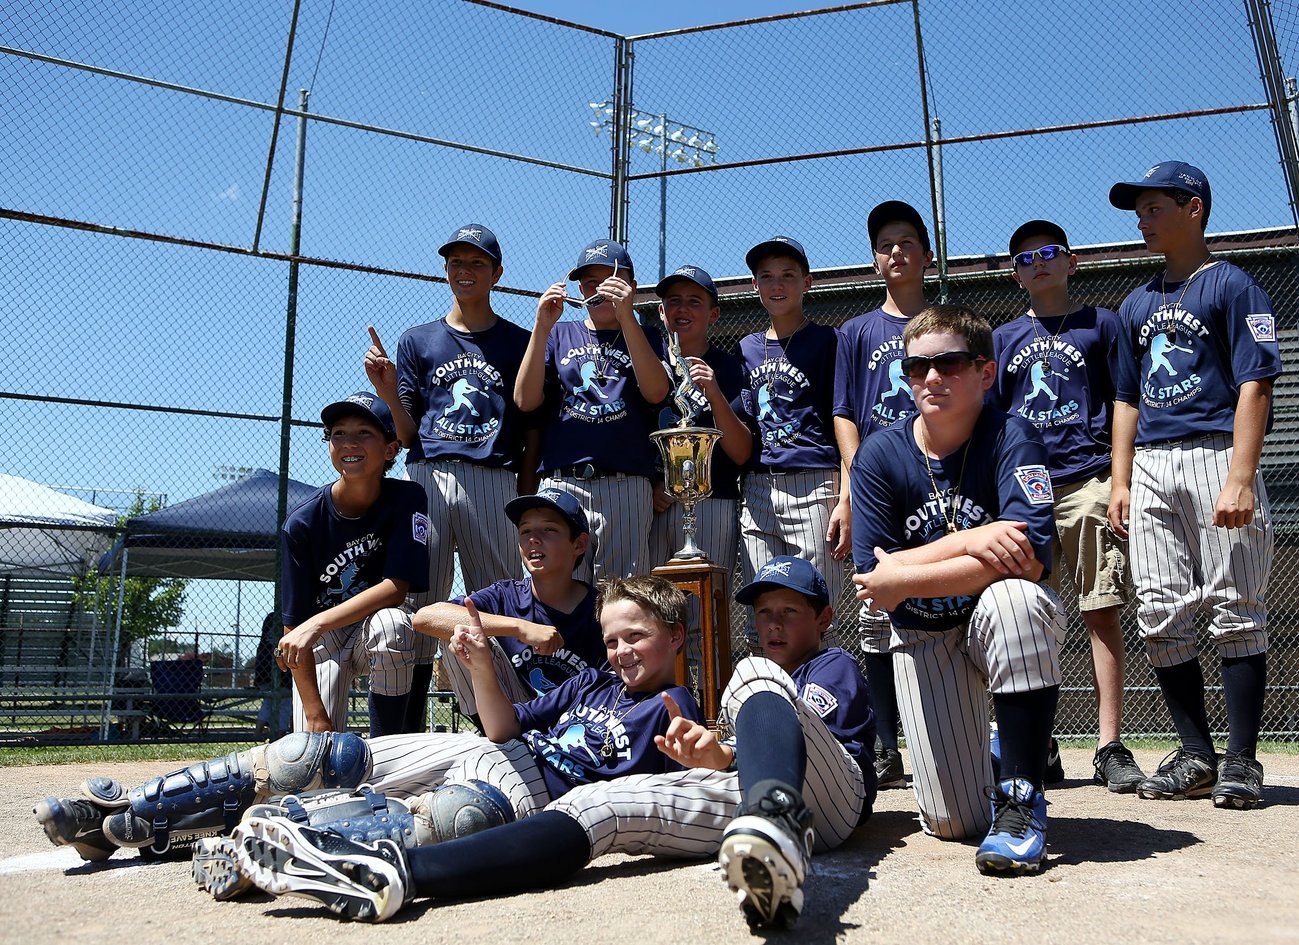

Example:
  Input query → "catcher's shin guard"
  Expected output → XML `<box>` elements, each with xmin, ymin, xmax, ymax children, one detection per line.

<box><xmin>244</xmin><ymin>786</ymin><xmax>418</xmax><ymax>849</ymax></box>
<box><xmin>105</xmin><ymin>732</ymin><xmax>371</xmax><ymax>854</ymax></box>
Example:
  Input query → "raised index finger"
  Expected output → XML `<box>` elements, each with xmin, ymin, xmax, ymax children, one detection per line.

<box><xmin>462</xmin><ymin>596</ymin><xmax>485</xmax><ymax>630</ymax></box>
<box><xmin>659</xmin><ymin>691</ymin><xmax>681</xmax><ymax>720</ymax></box>
<box><xmin>367</xmin><ymin>325</ymin><xmax>389</xmax><ymax>357</ymax></box>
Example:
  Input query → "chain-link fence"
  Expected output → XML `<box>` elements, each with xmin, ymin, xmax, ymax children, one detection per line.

<box><xmin>3</xmin><ymin>0</ymin><xmax>1298</xmax><ymax>744</ymax></box>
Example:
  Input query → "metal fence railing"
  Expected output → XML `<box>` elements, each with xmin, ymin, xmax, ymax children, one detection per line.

<box><xmin>4</xmin><ymin>0</ymin><xmax>1299</xmax><ymax>743</ymax></box>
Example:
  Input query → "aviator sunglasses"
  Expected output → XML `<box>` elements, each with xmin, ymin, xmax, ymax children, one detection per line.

<box><xmin>899</xmin><ymin>350</ymin><xmax>986</xmax><ymax>379</ymax></box>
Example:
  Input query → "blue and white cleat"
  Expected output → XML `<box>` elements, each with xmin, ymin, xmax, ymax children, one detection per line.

<box><xmin>975</xmin><ymin>777</ymin><xmax>1047</xmax><ymax>875</ymax></box>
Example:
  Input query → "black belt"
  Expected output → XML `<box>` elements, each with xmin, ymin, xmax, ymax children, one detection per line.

<box><xmin>751</xmin><ymin>465</ymin><xmax>834</xmax><ymax>477</ymax></box>
<box><xmin>550</xmin><ymin>463</ymin><xmax>629</xmax><ymax>481</ymax></box>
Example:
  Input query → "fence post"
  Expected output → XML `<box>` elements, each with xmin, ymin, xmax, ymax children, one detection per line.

<box><xmin>609</xmin><ymin>37</ymin><xmax>633</xmax><ymax>243</ymax></box>
<box><xmin>910</xmin><ymin>0</ymin><xmax>947</xmax><ymax>301</ymax></box>
<box><xmin>1246</xmin><ymin>0</ymin><xmax>1299</xmax><ymax>233</ymax></box>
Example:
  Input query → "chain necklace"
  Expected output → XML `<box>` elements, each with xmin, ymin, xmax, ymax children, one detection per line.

<box><xmin>1159</xmin><ymin>257</ymin><xmax>1218</xmax><ymax>341</ymax></box>
<box><xmin>1026</xmin><ymin>303</ymin><xmax>1079</xmax><ymax>377</ymax></box>
<box><xmin>584</xmin><ymin>322</ymin><xmax>623</xmax><ymax>383</ymax></box>
<box><xmin>762</xmin><ymin>316</ymin><xmax>808</xmax><ymax>396</ymax></box>
<box><xmin>917</xmin><ymin>420</ymin><xmax>971</xmax><ymax>535</ymax></box>
<box><xmin>601</xmin><ymin>687</ymin><xmax>640</xmax><ymax>760</ymax></box>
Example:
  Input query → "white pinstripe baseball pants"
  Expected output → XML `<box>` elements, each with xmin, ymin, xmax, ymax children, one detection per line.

<box><xmin>407</xmin><ymin>461</ymin><xmax>523</xmax><ymax>662</ymax></box>
<box><xmin>892</xmin><ymin>579</ymin><xmax>1065</xmax><ymax>840</ymax></box>
<box><xmin>740</xmin><ymin>470</ymin><xmax>847</xmax><ymax>629</ymax></box>
<box><xmin>540</xmin><ymin>473</ymin><xmax>653</xmax><ymax>585</ymax></box>
<box><xmin>548</xmin><ymin>656</ymin><xmax>866</xmax><ymax>858</ymax></box>
<box><xmin>291</xmin><ymin>608</ymin><xmax>416</xmax><ymax>733</ymax></box>
<box><xmin>1129</xmin><ymin>434</ymin><xmax>1271</xmax><ymax>668</ymax></box>
<box><xmin>365</xmin><ymin>731</ymin><xmax>496</xmax><ymax>798</ymax></box>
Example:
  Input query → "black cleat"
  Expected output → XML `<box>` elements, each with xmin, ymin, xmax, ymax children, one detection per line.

<box><xmin>719</xmin><ymin>782</ymin><xmax>813</xmax><ymax>929</ymax></box>
<box><xmin>1093</xmin><ymin>741</ymin><xmax>1146</xmax><ymax>793</ymax></box>
<box><xmin>1212</xmin><ymin>752</ymin><xmax>1264</xmax><ymax>810</ymax></box>
<box><xmin>1137</xmin><ymin>749</ymin><xmax>1216</xmax><ymax>800</ymax></box>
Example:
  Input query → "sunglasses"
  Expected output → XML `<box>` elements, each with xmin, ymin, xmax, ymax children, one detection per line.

<box><xmin>1012</xmin><ymin>244</ymin><xmax>1069</xmax><ymax>267</ymax></box>
<box><xmin>564</xmin><ymin>257</ymin><xmax>620</xmax><ymax>308</ymax></box>
<box><xmin>899</xmin><ymin>350</ymin><xmax>986</xmax><ymax>379</ymax></box>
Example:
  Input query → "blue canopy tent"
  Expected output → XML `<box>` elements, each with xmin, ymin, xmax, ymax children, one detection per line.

<box><xmin>97</xmin><ymin>469</ymin><xmax>318</xmax><ymax>738</ymax></box>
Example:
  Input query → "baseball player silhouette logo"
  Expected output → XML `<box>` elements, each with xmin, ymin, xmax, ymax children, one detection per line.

<box><xmin>528</xmin><ymin>667</ymin><xmax>558</xmax><ymax>694</ymax></box>
<box><xmin>552</xmin><ymin>722</ymin><xmax>601</xmax><ymax>765</ymax></box>
<box><xmin>756</xmin><ymin>382</ymin><xmax>792</xmax><ymax>422</ymax></box>
<box><xmin>1022</xmin><ymin>360</ymin><xmax>1068</xmax><ymax>404</ymax></box>
<box><xmin>879</xmin><ymin>359</ymin><xmax>912</xmax><ymax>405</ymax></box>
<box><xmin>1148</xmin><ymin>332</ymin><xmax>1193</xmax><ymax>378</ymax></box>
<box><xmin>573</xmin><ymin>361</ymin><xmax>610</xmax><ymax>399</ymax></box>
<box><xmin>443</xmin><ymin>377</ymin><xmax>487</xmax><ymax>417</ymax></box>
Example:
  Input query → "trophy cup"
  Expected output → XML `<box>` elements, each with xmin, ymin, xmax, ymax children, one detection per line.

<box><xmin>651</xmin><ymin>326</ymin><xmax>723</xmax><ymax>561</ymax></box>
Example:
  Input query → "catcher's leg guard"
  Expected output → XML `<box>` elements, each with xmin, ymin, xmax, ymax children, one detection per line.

<box><xmin>245</xmin><ymin>785</ymin><xmax>418</xmax><ymax>848</ymax></box>
<box><xmin>104</xmin><ymin>732</ymin><xmax>371</xmax><ymax>854</ymax></box>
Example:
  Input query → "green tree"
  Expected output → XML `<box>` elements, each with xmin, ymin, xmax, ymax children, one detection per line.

<box><xmin>74</xmin><ymin>493</ymin><xmax>188</xmax><ymax>664</ymax></box>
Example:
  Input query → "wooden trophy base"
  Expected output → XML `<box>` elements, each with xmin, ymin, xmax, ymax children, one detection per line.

<box><xmin>652</xmin><ymin>557</ymin><xmax>733</xmax><ymax>727</ymax></box>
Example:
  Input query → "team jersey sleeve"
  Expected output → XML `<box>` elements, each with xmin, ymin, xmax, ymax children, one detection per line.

<box><xmin>797</xmin><ymin>650</ymin><xmax>876</xmax><ymax>765</ymax></box>
<box><xmin>278</xmin><ymin>519</ymin><xmax>315</xmax><ymax>627</ymax></box>
<box><xmin>460</xmin><ymin>581</ymin><xmax>508</xmax><ymax>613</ymax></box>
<box><xmin>395</xmin><ymin>331</ymin><xmax>424</xmax><ymax>421</ymax></box>
<box><xmin>1223</xmin><ymin>281</ymin><xmax>1284</xmax><ymax>386</ymax></box>
<box><xmin>990</xmin><ymin>326</ymin><xmax>1012</xmax><ymax>410</ymax></box>
<box><xmin>992</xmin><ymin>419</ymin><xmax>1055</xmax><ymax>575</ymax></box>
<box><xmin>379</xmin><ymin>481</ymin><xmax>431</xmax><ymax>592</ymax></box>
<box><xmin>514</xmin><ymin>669</ymin><xmax>589</xmax><ymax>733</ymax></box>
<box><xmin>1113</xmin><ymin>302</ymin><xmax>1141</xmax><ymax>405</ymax></box>
<box><xmin>832</xmin><ymin>325</ymin><xmax>855</xmax><ymax>420</ymax></box>
<box><xmin>850</xmin><ymin>436</ymin><xmax>901</xmax><ymax>573</ymax></box>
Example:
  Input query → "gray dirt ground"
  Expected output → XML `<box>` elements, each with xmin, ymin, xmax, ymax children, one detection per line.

<box><xmin>2</xmin><ymin>747</ymin><xmax>1298</xmax><ymax>945</ymax></box>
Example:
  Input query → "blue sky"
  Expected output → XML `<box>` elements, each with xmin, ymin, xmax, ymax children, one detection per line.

<box><xmin>2</xmin><ymin>0</ymin><xmax>1294</xmax><ymax>644</ymax></box>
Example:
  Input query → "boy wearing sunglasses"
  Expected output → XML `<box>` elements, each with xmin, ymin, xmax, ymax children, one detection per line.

<box><xmin>990</xmin><ymin>220</ymin><xmax>1144</xmax><ymax>794</ymax></box>
<box><xmin>1107</xmin><ymin>162</ymin><xmax>1280</xmax><ymax>809</ymax></box>
<box><xmin>851</xmin><ymin>305</ymin><xmax>1065</xmax><ymax>875</ymax></box>
<box><xmin>833</xmin><ymin>199</ymin><xmax>934</xmax><ymax>792</ymax></box>
<box><xmin>516</xmin><ymin>240</ymin><xmax>671</xmax><ymax>585</ymax></box>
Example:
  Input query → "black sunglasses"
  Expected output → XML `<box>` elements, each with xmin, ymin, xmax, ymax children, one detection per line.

<box><xmin>899</xmin><ymin>350</ymin><xmax>986</xmax><ymax>378</ymax></box>
<box><xmin>1012</xmin><ymin>244</ymin><xmax>1068</xmax><ymax>267</ymax></box>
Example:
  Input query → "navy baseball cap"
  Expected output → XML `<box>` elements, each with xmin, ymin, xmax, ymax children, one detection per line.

<box><xmin>868</xmin><ymin>200</ymin><xmax>932</xmax><ymax>253</ymax></box>
<box><xmin>655</xmin><ymin>264</ymin><xmax>719</xmax><ymax>305</ymax></box>
<box><xmin>568</xmin><ymin>239</ymin><xmax>635</xmax><ymax>280</ymax></box>
<box><xmin>505</xmin><ymin>488</ymin><xmax>590</xmax><ymax>536</ymax></box>
<box><xmin>745</xmin><ymin>236</ymin><xmax>809</xmax><ymax>273</ymax></box>
<box><xmin>1109</xmin><ymin>161</ymin><xmax>1212</xmax><ymax>221</ymax></box>
<box><xmin>437</xmin><ymin>223</ymin><xmax>502</xmax><ymax>263</ymax></box>
<box><xmin>735</xmin><ymin>555</ymin><xmax>830</xmax><ymax>608</ymax></box>
<box><xmin>321</xmin><ymin>392</ymin><xmax>397</xmax><ymax>440</ymax></box>
<box><xmin>1008</xmin><ymin>219</ymin><xmax>1070</xmax><ymax>255</ymax></box>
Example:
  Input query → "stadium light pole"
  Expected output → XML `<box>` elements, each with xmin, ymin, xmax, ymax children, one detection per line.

<box><xmin>588</xmin><ymin>102</ymin><xmax>719</xmax><ymax>281</ymax></box>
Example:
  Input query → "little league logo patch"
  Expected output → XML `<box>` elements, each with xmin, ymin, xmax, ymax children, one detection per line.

<box><xmin>1246</xmin><ymin>313</ymin><xmax>1276</xmax><ymax>342</ymax></box>
<box><xmin>411</xmin><ymin>512</ymin><xmax>430</xmax><ymax>545</ymax></box>
<box><xmin>800</xmin><ymin>683</ymin><xmax>839</xmax><ymax>719</ymax></box>
<box><xmin>1014</xmin><ymin>465</ymin><xmax>1054</xmax><ymax>505</ymax></box>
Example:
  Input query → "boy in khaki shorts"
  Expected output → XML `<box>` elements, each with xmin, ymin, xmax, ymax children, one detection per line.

<box><xmin>990</xmin><ymin>219</ymin><xmax>1145</xmax><ymax>792</ymax></box>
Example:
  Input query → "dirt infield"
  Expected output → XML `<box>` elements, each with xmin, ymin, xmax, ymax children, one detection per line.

<box><xmin>3</xmin><ymin>746</ymin><xmax>1297</xmax><ymax>945</ymax></box>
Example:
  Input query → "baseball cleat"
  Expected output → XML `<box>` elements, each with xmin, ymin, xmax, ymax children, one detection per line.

<box><xmin>975</xmin><ymin>778</ymin><xmax>1047</xmax><ymax>875</ymax></box>
<box><xmin>233</xmin><ymin>816</ymin><xmax>408</xmax><ymax>923</ymax></box>
<box><xmin>192</xmin><ymin>836</ymin><xmax>255</xmax><ymax>900</ymax></box>
<box><xmin>1137</xmin><ymin>749</ymin><xmax>1216</xmax><ymax>800</ymax></box>
<box><xmin>33</xmin><ymin>793</ymin><xmax>119</xmax><ymax>863</ymax></box>
<box><xmin>719</xmin><ymin>781</ymin><xmax>813</xmax><ymax>929</ymax></box>
<box><xmin>1093</xmin><ymin>740</ymin><xmax>1146</xmax><ymax>793</ymax></box>
<box><xmin>1212</xmin><ymin>752</ymin><xmax>1264</xmax><ymax>810</ymax></box>
<box><xmin>874</xmin><ymin>747</ymin><xmax>906</xmax><ymax>790</ymax></box>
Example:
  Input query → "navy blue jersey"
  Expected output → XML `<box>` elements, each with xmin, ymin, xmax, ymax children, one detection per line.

<box><xmin>463</xmin><ymin>579</ymin><xmax>608</xmax><ymax>695</ymax></box>
<box><xmin>658</xmin><ymin>344</ymin><xmax>746</xmax><ymax>500</ymax></box>
<box><xmin>991</xmin><ymin>306</ymin><xmax>1120</xmax><ymax>485</ymax></box>
<box><xmin>791</xmin><ymin>647</ymin><xmax>877</xmax><ymax>779</ymax></box>
<box><xmin>1114</xmin><ymin>261</ymin><xmax>1282</xmax><ymax>445</ymax></box>
<box><xmin>280</xmin><ymin>479</ymin><xmax>430</xmax><ymax>627</ymax></box>
<box><xmin>833</xmin><ymin>308</ymin><xmax>915</xmax><ymax>436</ymax></box>
<box><xmin>537</xmin><ymin>320</ymin><xmax>669</xmax><ymax>477</ymax></box>
<box><xmin>734</xmin><ymin>321</ymin><xmax>840</xmax><ymax>469</ymax></box>
<box><xmin>516</xmin><ymin>668</ymin><xmax>702</xmax><ymax>800</ymax></box>
<box><xmin>395</xmin><ymin>317</ymin><xmax>532</xmax><ymax>468</ymax></box>
<box><xmin>851</xmin><ymin>409</ymin><xmax>1055</xmax><ymax>633</ymax></box>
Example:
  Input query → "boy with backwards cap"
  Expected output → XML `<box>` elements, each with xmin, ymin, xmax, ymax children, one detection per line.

<box><xmin>364</xmin><ymin>223</ymin><xmax>535</xmax><ymax>730</ymax></box>
<box><xmin>516</xmin><ymin>239</ymin><xmax>671</xmax><ymax>584</ymax></box>
<box><xmin>733</xmin><ymin>236</ymin><xmax>850</xmax><ymax>633</ymax></box>
<box><xmin>992</xmin><ymin>218</ymin><xmax>1143</xmax><ymax>793</ymax></box>
<box><xmin>413</xmin><ymin>489</ymin><xmax>608</xmax><ymax>725</ymax></box>
<box><xmin>277</xmin><ymin>392</ymin><xmax>431</xmax><ymax>738</ymax></box>
<box><xmin>1107</xmin><ymin>161</ymin><xmax>1281</xmax><ymax>809</ymax></box>
<box><xmin>648</xmin><ymin>264</ymin><xmax>752</xmax><ymax>570</ymax></box>
<box><xmin>835</xmin><ymin>200</ymin><xmax>934</xmax><ymax>790</ymax></box>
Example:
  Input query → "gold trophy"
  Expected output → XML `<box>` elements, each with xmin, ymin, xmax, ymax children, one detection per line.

<box><xmin>651</xmin><ymin>323</ymin><xmax>723</xmax><ymax>561</ymax></box>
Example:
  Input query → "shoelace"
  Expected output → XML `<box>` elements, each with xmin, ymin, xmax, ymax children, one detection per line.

<box><xmin>983</xmin><ymin>787</ymin><xmax>1044</xmax><ymax>837</ymax></box>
